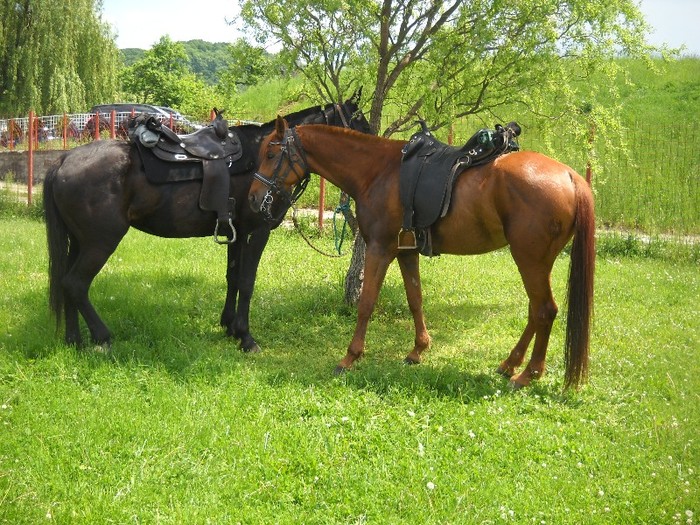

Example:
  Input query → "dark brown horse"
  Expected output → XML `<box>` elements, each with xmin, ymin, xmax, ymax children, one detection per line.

<box><xmin>249</xmin><ymin>118</ymin><xmax>595</xmax><ymax>389</ymax></box>
<box><xmin>44</xmin><ymin>97</ymin><xmax>371</xmax><ymax>351</ymax></box>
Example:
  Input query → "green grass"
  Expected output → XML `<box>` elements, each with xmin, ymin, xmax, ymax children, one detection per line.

<box><xmin>0</xmin><ymin>217</ymin><xmax>698</xmax><ymax>523</ymax></box>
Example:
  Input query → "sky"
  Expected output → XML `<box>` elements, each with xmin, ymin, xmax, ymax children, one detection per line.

<box><xmin>101</xmin><ymin>0</ymin><xmax>700</xmax><ymax>56</ymax></box>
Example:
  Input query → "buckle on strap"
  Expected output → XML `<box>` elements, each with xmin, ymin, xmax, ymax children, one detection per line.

<box><xmin>213</xmin><ymin>218</ymin><xmax>237</xmax><ymax>245</ymax></box>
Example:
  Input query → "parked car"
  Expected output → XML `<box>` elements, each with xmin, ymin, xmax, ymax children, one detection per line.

<box><xmin>158</xmin><ymin>106</ymin><xmax>202</xmax><ymax>131</ymax></box>
<box><xmin>85</xmin><ymin>103</ymin><xmax>200</xmax><ymax>138</ymax></box>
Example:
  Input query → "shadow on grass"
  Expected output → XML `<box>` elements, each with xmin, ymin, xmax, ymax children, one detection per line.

<box><xmin>8</xmin><ymin>268</ymin><xmax>564</xmax><ymax>404</ymax></box>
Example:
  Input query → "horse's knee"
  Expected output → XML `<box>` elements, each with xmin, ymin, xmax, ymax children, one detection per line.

<box><xmin>533</xmin><ymin>301</ymin><xmax>558</xmax><ymax>325</ymax></box>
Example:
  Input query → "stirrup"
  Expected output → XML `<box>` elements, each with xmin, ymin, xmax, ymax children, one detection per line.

<box><xmin>213</xmin><ymin>218</ymin><xmax>237</xmax><ymax>244</ymax></box>
<box><xmin>397</xmin><ymin>228</ymin><xmax>418</xmax><ymax>250</ymax></box>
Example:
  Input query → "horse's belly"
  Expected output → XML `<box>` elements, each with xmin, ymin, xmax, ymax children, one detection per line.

<box><xmin>128</xmin><ymin>181</ymin><xmax>215</xmax><ymax>238</ymax></box>
<box><xmin>431</xmin><ymin>184</ymin><xmax>507</xmax><ymax>255</ymax></box>
<box><xmin>431</xmin><ymin>218</ymin><xmax>507</xmax><ymax>255</ymax></box>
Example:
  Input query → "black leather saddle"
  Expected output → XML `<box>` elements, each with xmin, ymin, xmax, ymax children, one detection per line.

<box><xmin>128</xmin><ymin>110</ymin><xmax>245</xmax><ymax>243</ymax></box>
<box><xmin>399</xmin><ymin>120</ymin><xmax>521</xmax><ymax>255</ymax></box>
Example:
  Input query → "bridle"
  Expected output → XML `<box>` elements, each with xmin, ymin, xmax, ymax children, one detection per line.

<box><xmin>253</xmin><ymin>101</ymin><xmax>368</xmax><ymax>223</ymax></box>
<box><xmin>253</xmin><ymin>126</ymin><xmax>310</xmax><ymax>223</ymax></box>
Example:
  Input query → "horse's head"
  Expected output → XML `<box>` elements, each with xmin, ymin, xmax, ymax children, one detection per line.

<box><xmin>249</xmin><ymin>116</ymin><xmax>310</xmax><ymax>222</ymax></box>
<box><xmin>331</xmin><ymin>87</ymin><xmax>372</xmax><ymax>134</ymax></box>
<box><xmin>310</xmin><ymin>87</ymin><xmax>371</xmax><ymax>134</ymax></box>
<box><xmin>248</xmin><ymin>89</ymin><xmax>371</xmax><ymax>222</ymax></box>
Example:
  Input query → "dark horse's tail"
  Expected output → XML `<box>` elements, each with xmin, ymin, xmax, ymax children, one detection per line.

<box><xmin>564</xmin><ymin>176</ymin><xmax>596</xmax><ymax>389</ymax></box>
<box><xmin>44</xmin><ymin>156</ymin><xmax>69</xmax><ymax>329</ymax></box>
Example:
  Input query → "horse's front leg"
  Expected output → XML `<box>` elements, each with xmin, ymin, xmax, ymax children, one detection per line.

<box><xmin>220</xmin><ymin>241</ymin><xmax>240</xmax><ymax>337</ymax></box>
<box><xmin>396</xmin><ymin>251</ymin><xmax>431</xmax><ymax>364</ymax></box>
<box><xmin>232</xmin><ymin>227</ymin><xmax>271</xmax><ymax>353</ymax></box>
<box><xmin>334</xmin><ymin>246</ymin><xmax>393</xmax><ymax>374</ymax></box>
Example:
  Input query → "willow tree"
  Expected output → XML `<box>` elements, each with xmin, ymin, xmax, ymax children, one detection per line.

<box><xmin>239</xmin><ymin>0</ymin><xmax>670</xmax><ymax>303</ymax></box>
<box><xmin>0</xmin><ymin>0</ymin><xmax>120</xmax><ymax>116</ymax></box>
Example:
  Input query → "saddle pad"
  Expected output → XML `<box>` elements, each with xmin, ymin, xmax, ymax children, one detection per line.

<box><xmin>400</xmin><ymin>134</ymin><xmax>468</xmax><ymax>229</ymax></box>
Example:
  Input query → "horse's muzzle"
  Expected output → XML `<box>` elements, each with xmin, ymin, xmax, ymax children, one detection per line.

<box><xmin>248</xmin><ymin>192</ymin><xmax>260</xmax><ymax>212</ymax></box>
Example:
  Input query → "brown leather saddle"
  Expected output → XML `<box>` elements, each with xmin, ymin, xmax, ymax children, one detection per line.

<box><xmin>399</xmin><ymin>120</ymin><xmax>521</xmax><ymax>255</ymax></box>
<box><xmin>128</xmin><ymin>109</ymin><xmax>244</xmax><ymax>243</ymax></box>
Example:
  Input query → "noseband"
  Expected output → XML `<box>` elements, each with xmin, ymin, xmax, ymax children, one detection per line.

<box><xmin>253</xmin><ymin>126</ymin><xmax>311</xmax><ymax>223</ymax></box>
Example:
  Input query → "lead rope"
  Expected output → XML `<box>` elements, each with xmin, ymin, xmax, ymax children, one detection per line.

<box><xmin>291</xmin><ymin>198</ymin><xmax>352</xmax><ymax>258</ymax></box>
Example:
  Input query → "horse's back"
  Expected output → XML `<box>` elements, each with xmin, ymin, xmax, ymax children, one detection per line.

<box><xmin>434</xmin><ymin>151</ymin><xmax>583</xmax><ymax>255</ymax></box>
<box><xmin>55</xmin><ymin>140</ymin><xmax>131</xmax><ymax>181</ymax></box>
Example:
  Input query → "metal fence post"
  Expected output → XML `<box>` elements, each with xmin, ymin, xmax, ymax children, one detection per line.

<box><xmin>27</xmin><ymin>110</ymin><xmax>34</xmax><ymax>205</ymax></box>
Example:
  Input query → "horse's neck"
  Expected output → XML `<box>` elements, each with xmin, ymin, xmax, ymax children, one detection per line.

<box><xmin>301</xmin><ymin>126</ymin><xmax>396</xmax><ymax>199</ymax></box>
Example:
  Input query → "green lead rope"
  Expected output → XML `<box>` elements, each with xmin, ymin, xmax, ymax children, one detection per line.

<box><xmin>333</xmin><ymin>192</ymin><xmax>352</xmax><ymax>255</ymax></box>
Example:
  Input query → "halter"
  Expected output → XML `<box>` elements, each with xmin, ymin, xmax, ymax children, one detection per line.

<box><xmin>253</xmin><ymin>126</ymin><xmax>311</xmax><ymax>222</ymax></box>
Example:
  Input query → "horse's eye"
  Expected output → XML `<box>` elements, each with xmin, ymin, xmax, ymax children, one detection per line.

<box><xmin>267</xmin><ymin>152</ymin><xmax>275</xmax><ymax>159</ymax></box>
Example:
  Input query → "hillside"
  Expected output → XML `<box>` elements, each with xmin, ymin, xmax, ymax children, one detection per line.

<box><xmin>118</xmin><ymin>40</ymin><xmax>233</xmax><ymax>85</ymax></box>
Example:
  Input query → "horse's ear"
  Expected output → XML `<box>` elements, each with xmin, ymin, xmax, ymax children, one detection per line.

<box><xmin>275</xmin><ymin>115</ymin><xmax>288</xmax><ymax>139</ymax></box>
<box><xmin>350</xmin><ymin>86</ymin><xmax>363</xmax><ymax>104</ymax></box>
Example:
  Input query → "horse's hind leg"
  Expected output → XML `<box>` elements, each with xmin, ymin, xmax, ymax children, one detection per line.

<box><xmin>397</xmin><ymin>252</ymin><xmax>431</xmax><ymax>364</ymax></box>
<box><xmin>505</xmin><ymin>261</ymin><xmax>558</xmax><ymax>389</ymax></box>
<box><xmin>63</xmin><ymin>239</ymin><xmax>82</xmax><ymax>345</ymax></box>
<box><xmin>63</xmin><ymin>239</ymin><xmax>123</xmax><ymax>346</ymax></box>
<box><xmin>496</xmin><ymin>320</ymin><xmax>535</xmax><ymax>378</ymax></box>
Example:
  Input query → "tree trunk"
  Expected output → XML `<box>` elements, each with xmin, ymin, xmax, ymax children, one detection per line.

<box><xmin>344</xmin><ymin>235</ymin><xmax>365</xmax><ymax>306</ymax></box>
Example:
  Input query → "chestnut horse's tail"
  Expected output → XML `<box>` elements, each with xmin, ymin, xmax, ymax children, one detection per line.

<box><xmin>564</xmin><ymin>176</ymin><xmax>596</xmax><ymax>389</ymax></box>
<box><xmin>44</xmin><ymin>157</ymin><xmax>69</xmax><ymax>329</ymax></box>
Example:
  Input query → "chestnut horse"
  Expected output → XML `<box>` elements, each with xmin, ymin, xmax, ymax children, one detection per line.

<box><xmin>44</xmin><ymin>97</ymin><xmax>370</xmax><ymax>351</ymax></box>
<box><xmin>249</xmin><ymin>118</ymin><xmax>595</xmax><ymax>389</ymax></box>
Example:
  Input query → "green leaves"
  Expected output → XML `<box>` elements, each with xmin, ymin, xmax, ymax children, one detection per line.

<box><xmin>0</xmin><ymin>0</ymin><xmax>120</xmax><ymax>116</ymax></box>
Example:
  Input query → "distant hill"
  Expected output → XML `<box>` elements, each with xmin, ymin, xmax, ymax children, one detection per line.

<box><xmin>118</xmin><ymin>40</ymin><xmax>233</xmax><ymax>85</ymax></box>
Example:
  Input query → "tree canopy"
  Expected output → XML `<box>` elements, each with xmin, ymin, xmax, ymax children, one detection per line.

<box><xmin>0</xmin><ymin>0</ymin><xmax>120</xmax><ymax>117</ymax></box>
<box><xmin>120</xmin><ymin>36</ymin><xmax>224</xmax><ymax>120</ymax></box>
<box><xmin>240</xmin><ymin>0</ymin><xmax>670</xmax><ymax>143</ymax></box>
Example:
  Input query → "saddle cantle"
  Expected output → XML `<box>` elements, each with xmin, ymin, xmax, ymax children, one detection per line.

<box><xmin>128</xmin><ymin>110</ymin><xmax>246</xmax><ymax>243</ymax></box>
<box><xmin>399</xmin><ymin>120</ymin><xmax>521</xmax><ymax>255</ymax></box>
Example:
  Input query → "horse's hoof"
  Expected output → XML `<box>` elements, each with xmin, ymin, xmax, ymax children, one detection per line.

<box><xmin>496</xmin><ymin>366</ymin><xmax>514</xmax><ymax>378</ymax></box>
<box><xmin>241</xmin><ymin>342</ymin><xmax>261</xmax><ymax>354</ymax></box>
<box><xmin>508</xmin><ymin>378</ymin><xmax>527</xmax><ymax>391</ymax></box>
<box><xmin>333</xmin><ymin>365</ymin><xmax>348</xmax><ymax>376</ymax></box>
<box><xmin>403</xmin><ymin>357</ymin><xmax>420</xmax><ymax>365</ymax></box>
<box><xmin>92</xmin><ymin>343</ymin><xmax>112</xmax><ymax>357</ymax></box>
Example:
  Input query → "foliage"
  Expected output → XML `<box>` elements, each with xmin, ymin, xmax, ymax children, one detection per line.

<box><xmin>181</xmin><ymin>39</ymin><xmax>236</xmax><ymax>85</ymax></box>
<box><xmin>118</xmin><ymin>41</ymin><xmax>236</xmax><ymax>86</ymax></box>
<box><xmin>119</xmin><ymin>36</ymin><xmax>224</xmax><ymax>121</ymax></box>
<box><xmin>240</xmin><ymin>0</ymin><xmax>674</xmax><ymax>154</ymax></box>
<box><xmin>0</xmin><ymin>0</ymin><xmax>120</xmax><ymax>117</ymax></box>
<box><xmin>219</xmin><ymin>40</ymin><xmax>277</xmax><ymax>90</ymax></box>
<box><xmin>0</xmin><ymin>218</ymin><xmax>698</xmax><ymax>523</ymax></box>
<box><xmin>119</xmin><ymin>48</ymin><xmax>146</xmax><ymax>67</ymax></box>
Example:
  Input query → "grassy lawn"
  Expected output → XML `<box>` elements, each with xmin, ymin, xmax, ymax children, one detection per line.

<box><xmin>0</xmin><ymin>218</ymin><xmax>697</xmax><ymax>524</ymax></box>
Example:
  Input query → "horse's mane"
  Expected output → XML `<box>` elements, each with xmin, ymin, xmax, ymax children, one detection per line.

<box><xmin>299</xmin><ymin>123</ymin><xmax>402</xmax><ymax>148</ymax></box>
<box><xmin>233</xmin><ymin>103</ymin><xmax>336</xmax><ymax>136</ymax></box>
